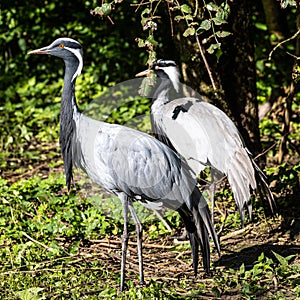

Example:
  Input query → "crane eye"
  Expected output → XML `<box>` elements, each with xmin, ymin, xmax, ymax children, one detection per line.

<box><xmin>59</xmin><ymin>44</ymin><xmax>64</xmax><ymax>49</ymax></box>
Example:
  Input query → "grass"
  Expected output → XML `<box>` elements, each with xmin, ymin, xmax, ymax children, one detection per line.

<box><xmin>0</xmin><ymin>60</ymin><xmax>299</xmax><ymax>299</ymax></box>
<box><xmin>0</xmin><ymin>166</ymin><xmax>300</xmax><ymax>299</ymax></box>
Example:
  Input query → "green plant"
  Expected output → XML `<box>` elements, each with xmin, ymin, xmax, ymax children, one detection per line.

<box><xmin>213</xmin><ymin>251</ymin><xmax>300</xmax><ymax>299</ymax></box>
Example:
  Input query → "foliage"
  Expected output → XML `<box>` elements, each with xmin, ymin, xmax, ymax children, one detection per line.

<box><xmin>213</xmin><ymin>252</ymin><xmax>300</xmax><ymax>299</ymax></box>
<box><xmin>93</xmin><ymin>0</ymin><xmax>233</xmax><ymax>65</ymax></box>
<box><xmin>0</xmin><ymin>0</ymin><xmax>148</xmax><ymax>170</ymax></box>
<box><xmin>0</xmin><ymin>0</ymin><xmax>299</xmax><ymax>299</ymax></box>
<box><xmin>1</xmin><ymin>173</ymin><xmax>300</xmax><ymax>298</ymax></box>
<box><xmin>1</xmin><ymin>0</ymin><xmax>298</xmax><ymax>171</ymax></box>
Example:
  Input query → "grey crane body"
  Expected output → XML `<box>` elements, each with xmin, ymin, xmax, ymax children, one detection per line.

<box><xmin>137</xmin><ymin>59</ymin><xmax>276</xmax><ymax>224</ymax></box>
<box><xmin>74</xmin><ymin>114</ymin><xmax>195</xmax><ymax>207</ymax></box>
<box><xmin>28</xmin><ymin>38</ymin><xmax>220</xmax><ymax>292</ymax></box>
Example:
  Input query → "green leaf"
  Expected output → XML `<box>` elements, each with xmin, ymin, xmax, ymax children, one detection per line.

<box><xmin>212</xmin><ymin>17</ymin><xmax>227</xmax><ymax>25</ymax></box>
<box><xmin>137</xmin><ymin>38</ymin><xmax>145</xmax><ymax>48</ymax></box>
<box><xmin>18</xmin><ymin>38</ymin><xmax>27</xmax><ymax>51</ymax></box>
<box><xmin>239</xmin><ymin>263</ymin><xmax>245</xmax><ymax>274</ymax></box>
<box><xmin>181</xmin><ymin>4</ymin><xmax>192</xmax><ymax>14</ymax></box>
<box><xmin>28</xmin><ymin>76</ymin><xmax>36</xmax><ymax>87</ymax></box>
<box><xmin>220</xmin><ymin>2</ymin><xmax>231</xmax><ymax>18</ymax></box>
<box><xmin>146</xmin><ymin>34</ymin><xmax>158</xmax><ymax>46</ymax></box>
<box><xmin>92</xmin><ymin>6</ymin><xmax>101</xmax><ymax>14</ymax></box>
<box><xmin>272</xmin><ymin>251</ymin><xmax>295</xmax><ymax>266</ymax></box>
<box><xmin>215</xmin><ymin>48</ymin><xmax>223</xmax><ymax>61</ymax></box>
<box><xmin>280</xmin><ymin>0</ymin><xmax>297</xmax><ymax>8</ymax></box>
<box><xmin>273</xmin><ymin>251</ymin><xmax>288</xmax><ymax>266</ymax></box>
<box><xmin>207</xmin><ymin>42</ymin><xmax>221</xmax><ymax>54</ymax></box>
<box><xmin>183</xmin><ymin>27</ymin><xmax>195</xmax><ymax>37</ymax></box>
<box><xmin>198</xmin><ymin>20</ymin><xmax>211</xmax><ymax>31</ymax></box>
<box><xmin>255</xmin><ymin>22</ymin><xmax>268</xmax><ymax>31</ymax></box>
<box><xmin>215</xmin><ymin>30</ymin><xmax>232</xmax><ymax>38</ymax></box>
<box><xmin>141</xmin><ymin>8</ymin><xmax>151</xmax><ymax>16</ymax></box>
<box><xmin>258</xmin><ymin>252</ymin><xmax>265</xmax><ymax>262</ymax></box>
<box><xmin>174</xmin><ymin>15</ymin><xmax>184</xmax><ymax>22</ymax></box>
<box><xmin>184</xmin><ymin>14</ymin><xmax>194</xmax><ymax>21</ymax></box>
<box><xmin>90</xmin><ymin>3</ymin><xmax>111</xmax><ymax>15</ymax></box>
<box><xmin>15</xmin><ymin>287</ymin><xmax>45</xmax><ymax>300</ymax></box>
<box><xmin>206</xmin><ymin>2</ymin><xmax>219</xmax><ymax>11</ymax></box>
<box><xmin>101</xmin><ymin>3</ymin><xmax>111</xmax><ymax>15</ymax></box>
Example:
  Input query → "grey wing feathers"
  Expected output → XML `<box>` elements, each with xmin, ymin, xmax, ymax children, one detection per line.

<box><xmin>157</xmin><ymin>98</ymin><xmax>274</xmax><ymax>218</ymax></box>
<box><xmin>75</xmin><ymin>115</ymin><xmax>195</xmax><ymax>209</ymax></box>
<box><xmin>251</xmin><ymin>158</ymin><xmax>277</xmax><ymax>215</ymax></box>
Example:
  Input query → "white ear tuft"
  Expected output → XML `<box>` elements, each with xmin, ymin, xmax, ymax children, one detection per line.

<box><xmin>161</xmin><ymin>66</ymin><xmax>180</xmax><ymax>92</ymax></box>
<box><xmin>65</xmin><ymin>47</ymin><xmax>83</xmax><ymax>82</ymax></box>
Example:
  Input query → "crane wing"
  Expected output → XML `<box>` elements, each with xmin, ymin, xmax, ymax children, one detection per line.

<box><xmin>154</xmin><ymin>97</ymin><xmax>257</xmax><ymax>215</ymax></box>
<box><xmin>74</xmin><ymin>115</ymin><xmax>197</xmax><ymax>211</ymax></box>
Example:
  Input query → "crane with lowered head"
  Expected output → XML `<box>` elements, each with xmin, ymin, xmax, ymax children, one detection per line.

<box><xmin>137</xmin><ymin>59</ymin><xmax>276</xmax><ymax>226</ymax></box>
<box><xmin>28</xmin><ymin>39</ymin><xmax>220</xmax><ymax>292</ymax></box>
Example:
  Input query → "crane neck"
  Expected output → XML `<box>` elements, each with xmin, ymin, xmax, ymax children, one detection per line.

<box><xmin>152</xmin><ymin>78</ymin><xmax>172</xmax><ymax>105</ymax></box>
<box><xmin>59</xmin><ymin>58</ymin><xmax>81</xmax><ymax>190</ymax></box>
<box><xmin>62</xmin><ymin>59</ymin><xmax>80</xmax><ymax>113</ymax></box>
<box><xmin>150</xmin><ymin>77</ymin><xmax>177</xmax><ymax>152</ymax></box>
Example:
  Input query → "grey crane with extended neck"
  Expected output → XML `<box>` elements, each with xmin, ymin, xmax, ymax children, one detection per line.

<box><xmin>28</xmin><ymin>39</ymin><xmax>220</xmax><ymax>292</ymax></box>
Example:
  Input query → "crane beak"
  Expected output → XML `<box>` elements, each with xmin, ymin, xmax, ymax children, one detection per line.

<box><xmin>28</xmin><ymin>46</ymin><xmax>49</xmax><ymax>55</ymax></box>
<box><xmin>135</xmin><ymin>69</ymin><xmax>151</xmax><ymax>77</ymax></box>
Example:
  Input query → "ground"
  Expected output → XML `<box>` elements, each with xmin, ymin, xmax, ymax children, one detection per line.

<box><xmin>1</xmin><ymin>147</ymin><xmax>300</xmax><ymax>299</ymax></box>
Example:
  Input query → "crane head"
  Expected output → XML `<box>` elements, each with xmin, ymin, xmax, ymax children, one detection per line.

<box><xmin>28</xmin><ymin>38</ymin><xmax>83</xmax><ymax>81</ymax></box>
<box><xmin>152</xmin><ymin>59</ymin><xmax>179</xmax><ymax>92</ymax></box>
<box><xmin>136</xmin><ymin>59</ymin><xmax>180</xmax><ymax>93</ymax></box>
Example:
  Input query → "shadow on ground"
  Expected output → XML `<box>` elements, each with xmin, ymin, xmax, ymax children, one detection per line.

<box><xmin>218</xmin><ymin>243</ymin><xmax>300</xmax><ymax>268</ymax></box>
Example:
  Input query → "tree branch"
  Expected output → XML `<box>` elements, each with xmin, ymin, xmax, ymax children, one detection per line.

<box><xmin>268</xmin><ymin>29</ymin><xmax>300</xmax><ymax>60</ymax></box>
<box><xmin>195</xmin><ymin>34</ymin><xmax>218</xmax><ymax>93</ymax></box>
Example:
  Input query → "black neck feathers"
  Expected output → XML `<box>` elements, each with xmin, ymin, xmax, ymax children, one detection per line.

<box><xmin>152</xmin><ymin>78</ymin><xmax>171</xmax><ymax>104</ymax></box>
<box><xmin>60</xmin><ymin>58</ymin><xmax>80</xmax><ymax>190</ymax></box>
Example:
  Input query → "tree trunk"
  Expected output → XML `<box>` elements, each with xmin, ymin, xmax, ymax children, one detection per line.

<box><xmin>175</xmin><ymin>0</ymin><xmax>262</xmax><ymax>155</ymax></box>
<box><xmin>261</xmin><ymin>0</ymin><xmax>289</xmax><ymax>40</ymax></box>
<box><xmin>216</xmin><ymin>0</ymin><xmax>262</xmax><ymax>155</ymax></box>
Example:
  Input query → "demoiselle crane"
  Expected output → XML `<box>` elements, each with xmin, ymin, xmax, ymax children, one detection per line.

<box><xmin>137</xmin><ymin>59</ymin><xmax>276</xmax><ymax>225</ymax></box>
<box><xmin>28</xmin><ymin>39</ymin><xmax>220</xmax><ymax>291</ymax></box>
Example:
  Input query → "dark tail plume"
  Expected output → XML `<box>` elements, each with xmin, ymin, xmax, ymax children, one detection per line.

<box><xmin>252</xmin><ymin>159</ymin><xmax>277</xmax><ymax>216</ymax></box>
<box><xmin>178</xmin><ymin>187</ymin><xmax>220</xmax><ymax>275</ymax></box>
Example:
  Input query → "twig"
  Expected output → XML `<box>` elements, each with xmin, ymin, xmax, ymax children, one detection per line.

<box><xmin>268</xmin><ymin>29</ymin><xmax>300</xmax><ymax>60</ymax></box>
<box><xmin>151</xmin><ymin>208</ymin><xmax>173</xmax><ymax>232</ymax></box>
<box><xmin>278</xmin><ymin>81</ymin><xmax>296</xmax><ymax>163</ymax></box>
<box><xmin>219</xmin><ymin>227</ymin><xmax>247</xmax><ymax>241</ymax></box>
<box><xmin>286</xmin><ymin>51</ymin><xmax>300</xmax><ymax>60</ymax></box>
<box><xmin>217</xmin><ymin>208</ymin><xmax>227</xmax><ymax>236</ymax></box>
<box><xmin>167</xmin><ymin>1</ymin><xmax>174</xmax><ymax>37</ymax></box>
<box><xmin>106</xmin><ymin>15</ymin><xmax>114</xmax><ymax>25</ymax></box>
<box><xmin>132</xmin><ymin>0</ymin><xmax>150</xmax><ymax>12</ymax></box>
<box><xmin>4</xmin><ymin>162</ymin><xmax>49</xmax><ymax>182</ymax></box>
<box><xmin>254</xmin><ymin>142</ymin><xmax>278</xmax><ymax>161</ymax></box>
<box><xmin>175</xmin><ymin>250</ymin><xmax>190</xmax><ymax>260</ymax></box>
<box><xmin>88</xmin><ymin>238</ymin><xmax>175</xmax><ymax>249</ymax></box>
<box><xmin>22</xmin><ymin>231</ymin><xmax>55</xmax><ymax>252</ymax></box>
<box><xmin>195</xmin><ymin>34</ymin><xmax>218</xmax><ymax>93</ymax></box>
<box><xmin>193</xmin><ymin>0</ymin><xmax>199</xmax><ymax>18</ymax></box>
<box><xmin>173</xmin><ymin>238</ymin><xmax>189</xmax><ymax>245</ymax></box>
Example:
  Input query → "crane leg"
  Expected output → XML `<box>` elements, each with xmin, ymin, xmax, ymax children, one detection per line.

<box><xmin>208</xmin><ymin>180</ymin><xmax>216</xmax><ymax>225</ymax></box>
<box><xmin>129</xmin><ymin>203</ymin><xmax>145</xmax><ymax>287</ymax></box>
<box><xmin>209</xmin><ymin>168</ymin><xmax>222</xmax><ymax>224</ymax></box>
<box><xmin>119</xmin><ymin>194</ymin><xmax>129</xmax><ymax>292</ymax></box>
